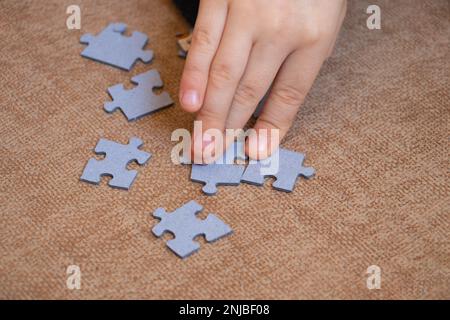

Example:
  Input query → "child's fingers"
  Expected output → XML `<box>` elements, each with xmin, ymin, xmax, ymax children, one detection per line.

<box><xmin>194</xmin><ymin>12</ymin><xmax>253</xmax><ymax>162</ymax></box>
<box><xmin>179</xmin><ymin>0</ymin><xmax>228</xmax><ymax>112</ymax></box>
<box><xmin>224</xmin><ymin>42</ymin><xmax>285</xmax><ymax>132</ymax></box>
<box><xmin>248</xmin><ymin>47</ymin><xmax>327</xmax><ymax>159</ymax></box>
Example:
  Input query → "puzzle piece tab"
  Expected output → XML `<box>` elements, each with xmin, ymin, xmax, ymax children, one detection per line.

<box><xmin>241</xmin><ymin>148</ymin><xmax>315</xmax><ymax>192</ymax></box>
<box><xmin>152</xmin><ymin>200</ymin><xmax>233</xmax><ymax>258</ymax></box>
<box><xmin>191</xmin><ymin>142</ymin><xmax>246</xmax><ymax>196</ymax></box>
<box><xmin>80</xmin><ymin>22</ymin><xmax>153</xmax><ymax>71</ymax></box>
<box><xmin>104</xmin><ymin>69</ymin><xmax>173</xmax><ymax>121</ymax></box>
<box><xmin>80</xmin><ymin>137</ymin><xmax>151</xmax><ymax>189</ymax></box>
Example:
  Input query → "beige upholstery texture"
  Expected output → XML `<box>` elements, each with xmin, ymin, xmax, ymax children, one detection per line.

<box><xmin>0</xmin><ymin>0</ymin><xmax>448</xmax><ymax>299</ymax></box>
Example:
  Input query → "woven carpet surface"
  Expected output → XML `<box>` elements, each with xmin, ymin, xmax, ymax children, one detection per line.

<box><xmin>0</xmin><ymin>0</ymin><xmax>448</xmax><ymax>299</ymax></box>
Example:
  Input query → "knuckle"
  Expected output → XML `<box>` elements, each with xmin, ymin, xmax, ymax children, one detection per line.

<box><xmin>183</xmin><ymin>61</ymin><xmax>204</xmax><ymax>78</ymax></box>
<box><xmin>234</xmin><ymin>83</ymin><xmax>261</xmax><ymax>106</ymax></box>
<box><xmin>301</xmin><ymin>22</ymin><xmax>323</xmax><ymax>45</ymax></box>
<box><xmin>259</xmin><ymin>117</ymin><xmax>289</xmax><ymax>133</ymax></box>
<box><xmin>192</xmin><ymin>27</ymin><xmax>215</xmax><ymax>51</ymax></box>
<box><xmin>272</xmin><ymin>84</ymin><xmax>306</xmax><ymax>107</ymax></box>
<box><xmin>209</xmin><ymin>62</ymin><xmax>236</xmax><ymax>86</ymax></box>
<box><xmin>265</xmin><ymin>20</ymin><xmax>289</xmax><ymax>42</ymax></box>
<box><xmin>198</xmin><ymin>106</ymin><xmax>215</xmax><ymax>120</ymax></box>
<box><xmin>197</xmin><ymin>108</ymin><xmax>223</xmax><ymax>127</ymax></box>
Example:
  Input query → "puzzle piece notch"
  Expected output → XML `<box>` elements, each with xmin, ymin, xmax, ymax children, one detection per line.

<box><xmin>152</xmin><ymin>200</ymin><xmax>233</xmax><ymax>258</ymax></box>
<box><xmin>80</xmin><ymin>137</ymin><xmax>151</xmax><ymax>189</ymax></box>
<box><xmin>104</xmin><ymin>69</ymin><xmax>173</xmax><ymax>121</ymax></box>
<box><xmin>80</xmin><ymin>22</ymin><xmax>153</xmax><ymax>71</ymax></box>
<box><xmin>191</xmin><ymin>141</ymin><xmax>247</xmax><ymax>196</ymax></box>
<box><xmin>241</xmin><ymin>148</ymin><xmax>315</xmax><ymax>192</ymax></box>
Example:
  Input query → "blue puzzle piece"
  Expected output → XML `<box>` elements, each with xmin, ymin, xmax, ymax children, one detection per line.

<box><xmin>152</xmin><ymin>200</ymin><xmax>233</xmax><ymax>258</ymax></box>
<box><xmin>80</xmin><ymin>137</ymin><xmax>151</xmax><ymax>190</ymax></box>
<box><xmin>241</xmin><ymin>148</ymin><xmax>315</xmax><ymax>192</ymax></box>
<box><xmin>104</xmin><ymin>69</ymin><xmax>173</xmax><ymax>121</ymax></box>
<box><xmin>80</xmin><ymin>22</ymin><xmax>153</xmax><ymax>71</ymax></box>
<box><xmin>191</xmin><ymin>142</ymin><xmax>246</xmax><ymax>196</ymax></box>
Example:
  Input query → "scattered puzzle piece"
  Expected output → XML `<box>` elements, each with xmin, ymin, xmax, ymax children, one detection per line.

<box><xmin>176</xmin><ymin>32</ymin><xmax>192</xmax><ymax>58</ymax></box>
<box><xmin>152</xmin><ymin>200</ymin><xmax>233</xmax><ymax>258</ymax></box>
<box><xmin>241</xmin><ymin>148</ymin><xmax>315</xmax><ymax>192</ymax></box>
<box><xmin>191</xmin><ymin>142</ymin><xmax>246</xmax><ymax>196</ymax></box>
<box><xmin>80</xmin><ymin>137</ymin><xmax>151</xmax><ymax>190</ymax></box>
<box><xmin>104</xmin><ymin>69</ymin><xmax>173</xmax><ymax>121</ymax></box>
<box><xmin>80</xmin><ymin>22</ymin><xmax>153</xmax><ymax>71</ymax></box>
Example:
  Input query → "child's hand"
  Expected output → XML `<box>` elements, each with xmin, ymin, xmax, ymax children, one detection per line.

<box><xmin>179</xmin><ymin>0</ymin><xmax>346</xmax><ymax>162</ymax></box>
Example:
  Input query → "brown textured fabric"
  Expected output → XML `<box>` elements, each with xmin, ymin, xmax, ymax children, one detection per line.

<box><xmin>0</xmin><ymin>0</ymin><xmax>449</xmax><ymax>299</ymax></box>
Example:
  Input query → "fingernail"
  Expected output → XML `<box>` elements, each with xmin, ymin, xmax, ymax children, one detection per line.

<box><xmin>181</xmin><ymin>90</ymin><xmax>199</xmax><ymax>108</ymax></box>
<box><xmin>258</xmin><ymin>133</ymin><xmax>267</xmax><ymax>154</ymax></box>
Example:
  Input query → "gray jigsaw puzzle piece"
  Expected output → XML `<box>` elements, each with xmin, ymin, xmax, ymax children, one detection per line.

<box><xmin>191</xmin><ymin>142</ymin><xmax>246</xmax><ymax>196</ymax></box>
<box><xmin>80</xmin><ymin>137</ymin><xmax>151</xmax><ymax>189</ymax></box>
<box><xmin>241</xmin><ymin>148</ymin><xmax>315</xmax><ymax>192</ymax></box>
<box><xmin>152</xmin><ymin>200</ymin><xmax>233</xmax><ymax>258</ymax></box>
<box><xmin>80</xmin><ymin>22</ymin><xmax>153</xmax><ymax>71</ymax></box>
<box><xmin>104</xmin><ymin>69</ymin><xmax>173</xmax><ymax>121</ymax></box>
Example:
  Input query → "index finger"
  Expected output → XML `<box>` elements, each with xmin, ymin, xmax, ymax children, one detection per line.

<box><xmin>179</xmin><ymin>0</ymin><xmax>228</xmax><ymax>112</ymax></box>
